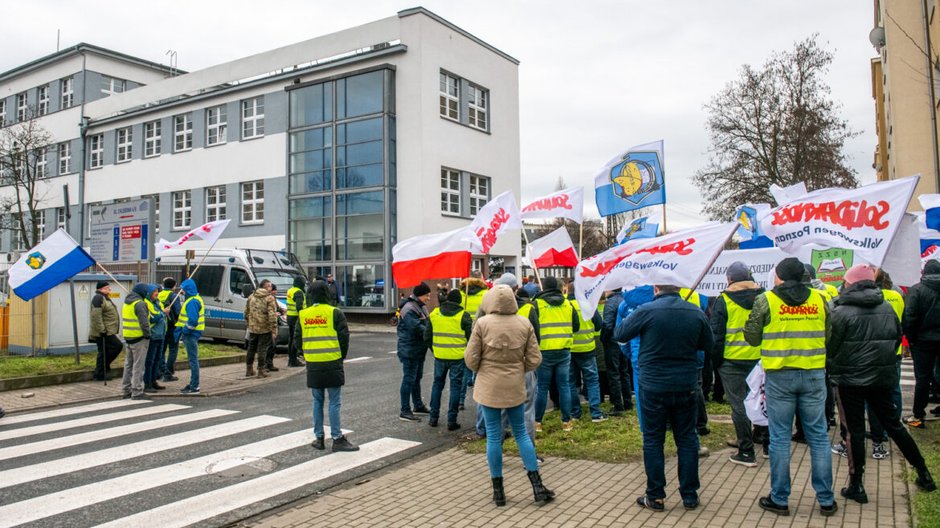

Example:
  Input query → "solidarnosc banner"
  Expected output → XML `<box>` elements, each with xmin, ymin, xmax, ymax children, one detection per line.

<box><xmin>696</xmin><ymin>248</ymin><xmax>786</xmax><ymax>297</ymax></box>
<box><xmin>521</xmin><ymin>187</ymin><xmax>584</xmax><ymax>223</ymax></box>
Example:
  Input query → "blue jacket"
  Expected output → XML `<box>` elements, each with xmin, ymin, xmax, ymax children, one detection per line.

<box><xmin>396</xmin><ymin>296</ymin><xmax>429</xmax><ymax>359</ymax></box>
<box><xmin>178</xmin><ymin>279</ymin><xmax>203</xmax><ymax>337</ymax></box>
<box><xmin>615</xmin><ymin>291</ymin><xmax>714</xmax><ymax>393</ymax></box>
<box><xmin>147</xmin><ymin>285</ymin><xmax>167</xmax><ymax>338</ymax></box>
<box><xmin>616</xmin><ymin>286</ymin><xmax>655</xmax><ymax>361</ymax></box>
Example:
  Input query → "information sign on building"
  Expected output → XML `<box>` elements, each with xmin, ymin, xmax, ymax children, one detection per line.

<box><xmin>88</xmin><ymin>199</ymin><xmax>153</xmax><ymax>263</ymax></box>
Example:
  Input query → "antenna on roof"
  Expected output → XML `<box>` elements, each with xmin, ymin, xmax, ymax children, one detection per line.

<box><xmin>166</xmin><ymin>50</ymin><xmax>178</xmax><ymax>77</ymax></box>
<box><xmin>57</xmin><ymin>29</ymin><xmax>60</xmax><ymax>51</ymax></box>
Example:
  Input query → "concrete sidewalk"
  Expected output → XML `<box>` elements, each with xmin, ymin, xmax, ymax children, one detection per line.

<box><xmin>248</xmin><ymin>433</ymin><xmax>912</xmax><ymax>528</ymax></box>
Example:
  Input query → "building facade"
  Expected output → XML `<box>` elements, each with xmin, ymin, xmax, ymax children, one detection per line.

<box><xmin>0</xmin><ymin>8</ymin><xmax>521</xmax><ymax>313</ymax></box>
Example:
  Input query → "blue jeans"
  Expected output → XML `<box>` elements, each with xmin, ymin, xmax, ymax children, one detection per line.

<box><xmin>480</xmin><ymin>403</ymin><xmax>539</xmax><ymax>477</ymax></box>
<box><xmin>144</xmin><ymin>338</ymin><xmax>164</xmax><ymax>385</ymax></box>
<box><xmin>459</xmin><ymin>368</ymin><xmax>475</xmax><ymax>404</ymax></box>
<box><xmin>535</xmin><ymin>350</ymin><xmax>572</xmax><ymax>423</ymax></box>
<box><xmin>630</xmin><ymin>347</ymin><xmax>643</xmax><ymax>431</ymax></box>
<box><xmin>569</xmin><ymin>352</ymin><xmax>603</xmax><ymax>419</ymax></box>
<box><xmin>162</xmin><ymin>330</ymin><xmax>180</xmax><ymax>377</ymax></box>
<box><xmin>765</xmin><ymin>369</ymin><xmax>834</xmax><ymax>507</ymax></box>
<box><xmin>430</xmin><ymin>358</ymin><xmax>464</xmax><ymax>424</ymax></box>
<box><xmin>180</xmin><ymin>332</ymin><xmax>200</xmax><ymax>389</ymax></box>
<box><xmin>398</xmin><ymin>353</ymin><xmax>426</xmax><ymax>414</ymax></box>
<box><xmin>640</xmin><ymin>389</ymin><xmax>700</xmax><ymax>502</ymax></box>
<box><xmin>312</xmin><ymin>386</ymin><xmax>342</xmax><ymax>439</ymax></box>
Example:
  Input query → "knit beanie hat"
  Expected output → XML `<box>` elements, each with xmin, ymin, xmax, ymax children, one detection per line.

<box><xmin>726</xmin><ymin>262</ymin><xmax>751</xmax><ymax>283</ymax></box>
<box><xmin>774</xmin><ymin>257</ymin><xmax>806</xmax><ymax>282</ymax></box>
<box><xmin>412</xmin><ymin>282</ymin><xmax>431</xmax><ymax>297</ymax></box>
<box><xmin>844</xmin><ymin>264</ymin><xmax>875</xmax><ymax>285</ymax></box>
<box><xmin>446</xmin><ymin>289</ymin><xmax>463</xmax><ymax>304</ymax></box>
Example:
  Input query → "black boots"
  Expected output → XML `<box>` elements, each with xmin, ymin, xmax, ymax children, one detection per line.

<box><xmin>917</xmin><ymin>466</ymin><xmax>938</xmax><ymax>492</ymax></box>
<box><xmin>491</xmin><ymin>477</ymin><xmax>506</xmax><ymax>506</ymax></box>
<box><xmin>527</xmin><ymin>470</ymin><xmax>555</xmax><ymax>504</ymax></box>
<box><xmin>841</xmin><ymin>475</ymin><xmax>868</xmax><ymax>504</ymax></box>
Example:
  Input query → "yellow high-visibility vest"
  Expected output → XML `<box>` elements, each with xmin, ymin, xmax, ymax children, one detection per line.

<box><xmin>721</xmin><ymin>293</ymin><xmax>761</xmax><ymax>361</ymax></box>
<box><xmin>518</xmin><ymin>302</ymin><xmax>533</xmax><ymax>317</ymax></box>
<box><xmin>824</xmin><ymin>283</ymin><xmax>839</xmax><ymax>300</ymax></box>
<box><xmin>157</xmin><ymin>289</ymin><xmax>172</xmax><ymax>309</ymax></box>
<box><xmin>761</xmin><ymin>290</ymin><xmax>827</xmax><ymax>371</ymax></box>
<box><xmin>299</xmin><ymin>303</ymin><xmax>341</xmax><ymax>363</ymax></box>
<box><xmin>287</xmin><ymin>286</ymin><xmax>305</xmax><ymax>316</ymax></box>
<box><xmin>883</xmin><ymin>288</ymin><xmax>904</xmax><ymax>356</ymax></box>
<box><xmin>569</xmin><ymin>299</ymin><xmax>596</xmax><ymax>353</ymax></box>
<box><xmin>176</xmin><ymin>295</ymin><xmax>205</xmax><ymax>331</ymax></box>
<box><xmin>461</xmin><ymin>288</ymin><xmax>488</xmax><ymax>320</ymax></box>
<box><xmin>536</xmin><ymin>298</ymin><xmax>574</xmax><ymax>351</ymax></box>
<box><xmin>680</xmin><ymin>288</ymin><xmax>702</xmax><ymax>310</ymax></box>
<box><xmin>145</xmin><ymin>298</ymin><xmax>161</xmax><ymax>328</ymax></box>
<box><xmin>122</xmin><ymin>300</ymin><xmax>144</xmax><ymax>339</ymax></box>
<box><xmin>429</xmin><ymin>308</ymin><xmax>468</xmax><ymax>360</ymax></box>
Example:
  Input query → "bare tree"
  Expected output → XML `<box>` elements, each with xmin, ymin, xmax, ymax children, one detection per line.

<box><xmin>692</xmin><ymin>35</ymin><xmax>860</xmax><ymax>220</ymax></box>
<box><xmin>0</xmin><ymin>106</ymin><xmax>53</xmax><ymax>250</ymax></box>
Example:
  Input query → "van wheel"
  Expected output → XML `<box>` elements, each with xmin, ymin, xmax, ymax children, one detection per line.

<box><xmin>212</xmin><ymin>337</ymin><xmax>229</xmax><ymax>345</ymax></box>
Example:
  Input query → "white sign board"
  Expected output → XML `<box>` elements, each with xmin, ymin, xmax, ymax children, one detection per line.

<box><xmin>89</xmin><ymin>199</ymin><xmax>153</xmax><ymax>263</ymax></box>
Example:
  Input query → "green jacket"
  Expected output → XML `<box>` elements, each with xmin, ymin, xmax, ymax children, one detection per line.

<box><xmin>89</xmin><ymin>291</ymin><xmax>120</xmax><ymax>339</ymax></box>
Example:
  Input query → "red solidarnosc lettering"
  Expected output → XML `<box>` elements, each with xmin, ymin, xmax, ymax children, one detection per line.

<box><xmin>770</xmin><ymin>200</ymin><xmax>890</xmax><ymax>231</ymax></box>
<box><xmin>778</xmin><ymin>304</ymin><xmax>819</xmax><ymax>316</ymax></box>
<box><xmin>475</xmin><ymin>208</ymin><xmax>510</xmax><ymax>253</ymax></box>
<box><xmin>578</xmin><ymin>238</ymin><xmax>696</xmax><ymax>278</ymax></box>
<box><xmin>304</xmin><ymin>316</ymin><xmax>328</xmax><ymax>325</ymax></box>
<box><xmin>522</xmin><ymin>194</ymin><xmax>572</xmax><ymax>213</ymax></box>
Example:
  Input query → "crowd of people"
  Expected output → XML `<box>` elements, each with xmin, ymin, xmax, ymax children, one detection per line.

<box><xmin>395</xmin><ymin>259</ymin><xmax>940</xmax><ymax>512</ymax></box>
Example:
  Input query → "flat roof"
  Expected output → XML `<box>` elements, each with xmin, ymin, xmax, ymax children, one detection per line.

<box><xmin>0</xmin><ymin>43</ymin><xmax>184</xmax><ymax>83</ymax></box>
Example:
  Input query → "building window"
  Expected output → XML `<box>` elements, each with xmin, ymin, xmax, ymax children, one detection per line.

<box><xmin>468</xmin><ymin>84</ymin><xmax>488</xmax><ymax>131</ymax></box>
<box><xmin>37</xmin><ymin>210</ymin><xmax>46</xmax><ymax>239</ymax></box>
<box><xmin>144</xmin><ymin>120</ymin><xmax>161</xmax><ymax>157</ymax></box>
<box><xmin>35</xmin><ymin>149</ymin><xmax>48</xmax><ymax>178</ymax></box>
<box><xmin>441</xmin><ymin>168</ymin><xmax>461</xmax><ymax>215</ymax></box>
<box><xmin>206</xmin><ymin>186</ymin><xmax>226</xmax><ymax>222</ymax></box>
<box><xmin>116</xmin><ymin>127</ymin><xmax>133</xmax><ymax>162</ymax></box>
<box><xmin>206</xmin><ymin>105</ymin><xmax>227</xmax><ymax>146</ymax></box>
<box><xmin>16</xmin><ymin>93</ymin><xmax>27</xmax><ymax>122</ymax></box>
<box><xmin>89</xmin><ymin>134</ymin><xmax>104</xmax><ymax>169</ymax></box>
<box><xmin>56</xmin><ymin>207</ymin><xmax>66</xmax><ymax>230</ymax></box>
<box><xmin>58</xmin><ymin>142</ymin><xmax>71</xmax><ymax>175</ymax></box>
<box><xmin>101</xmin><ymin>76</ymin><xmax>126</xmax><ymax>96</ymax></box>
<box><xmin>439</xmin><ymin>72</ymin><xmax>459</xmax><ymax>120</ymax></box>
<box><xmin>174</xmin><ymin>114</ymin><xmax>192</xmax><ymax>152</ymax></box>
<box><xmin>469</xmin><ymin>174</ymin><xmax>490</xmax><ymax>216</ymax></box>
<box><xmin>242</xmin><ymin>97</ymin><xmax>264</xmax><ymax>139</ymax></box>
<box><xmin>37</xmin><ymin>85</ymin><xmax>49</xmax><ymax>116</ymax></box>
<box><xmin>172</xmin><ymin>190</ymin><xmax>191</xmax><ymax>230</ymax></box>
<box><xmin>241</xmin><ymin>180</ymin><xmax>264</xmax><ymax>224</ymax></box>
<box><xmin>11</xmin><ymin>214</ymin><xmax>25</xmax><ymax>251</ymax></box>
<box><xmin>146</xmin><ymin>194</ymin><xmax>160</xmax><ymax>234</ymax></box>
<box><xmin>0</xmin><ymin>100</ymin><xmax>6</xmax><ymax>125</ymax></box>
<box><xmin>61</xmin><ymin>77</ymin><xmax>74</xmax><ymax>108</ymax></box>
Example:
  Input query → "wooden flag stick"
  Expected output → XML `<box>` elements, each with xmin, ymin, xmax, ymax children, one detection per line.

<box><xmin>96</xmin><ymin>263</ymin><xmax>130</xmax><ymax>294</ymax></box>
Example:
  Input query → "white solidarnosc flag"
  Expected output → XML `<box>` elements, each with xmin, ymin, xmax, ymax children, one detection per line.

<box><xmin>769</xmin><ymin>182</ymin><xmax>808</xmax><ymax>205</ymax></box>
<box><xmin>573</xmin><ymin>222</ymin><xmax>737</xmax><ymax>319</ymax></box>
<box><xmin>9</xmin><ymin>229</ymin><xmax>96</xmax><ymax>301</ymax></box>
<box><xmin>154</xmin><ymin>219</ymin><xmax>232</xmax><ymax>256</ymax></box>
<box><xmin>469</xmin><ymin>190</ymin><xmax>523</xmax><ymax>254</ymax></box>
<box><xmin>520</xmin><ymin>187</ymin><xmax>584</xmax><ymax>223</ymax></box>
<box><xmin>759</xmin><ymin>175</ymin><xmax>919</xmax><ymax>267</ymax></box>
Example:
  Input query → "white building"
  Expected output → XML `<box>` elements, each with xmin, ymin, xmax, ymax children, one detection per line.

<box><xmin>0</xmin><ymin>8</ymin><xmax>521</xmax><ymax>313</ymax></box>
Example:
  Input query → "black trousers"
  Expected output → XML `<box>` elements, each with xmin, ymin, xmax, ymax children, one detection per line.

<box><xmin>603</xmin><ymin>342</ymin><xmax>632</xmax><ymax>411</ymax></box>
<box><xmin>836</xmin><ymin>384</ymin><xmax>926</xmax><ymax>478</ymax></box>
<box><xmin>247</xmin><ymin>332</ymin><xmax>273</xmax><ymax>369</ymax></box>
<box><xmin>287</xmin><ymin>315</ymin><xmax>300</xmax><ymax>364</ymax></box>
<box><xmin>94</xmin><ymin>334</ymin><xmax>123</xmax><ymax>378</ymax></box>
<box><xmin>911</xmin><ymin>341</ymin><xmax>940</xmax><ymax>418</ymax></box>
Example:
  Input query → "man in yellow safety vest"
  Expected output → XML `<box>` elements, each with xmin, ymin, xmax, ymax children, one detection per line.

<box><xmin>565</xmin><ymin>280</ymin><xmax>606</xmax><ymax>423</ymax></box>
<box><xmin>175</xmin><ymin>279</ymin><xmax>205</xmax><ymax>395</ymax></box>
<box><xmin>425</xmin><ymin>289</ymin><xmax>473</xmax><ymax>430</ymax></box>
<box><xmin>286</xmin><ymin>276</ymin><xmax>307</xmax><ymax>367</ymax></box>
<box><xmin>121</xmin><ymin>283</ymin><xmax>155</xmax><ymax>400</ymax></box>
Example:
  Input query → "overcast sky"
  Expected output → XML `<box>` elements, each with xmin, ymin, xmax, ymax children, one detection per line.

<box><xmin>2</xmin><ymin>1</ymin><xmax>877</xmax><ymax>229</ymax></box>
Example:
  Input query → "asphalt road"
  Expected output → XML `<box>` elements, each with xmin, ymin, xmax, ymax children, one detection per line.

<box><xmin>0</xmin><ymin>332</ymin><xmax>474</xmax><ymax>528</ymax></box>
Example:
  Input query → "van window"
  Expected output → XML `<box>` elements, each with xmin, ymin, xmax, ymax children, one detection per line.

<box><xmin>230</xmin><ymin>267</ymin><xmax>251</xmax><ymax>295</ymax></box>
<box><xmin>190</xmin><ymin>265</ymin><xmax>223</xmax><ymax>297</ymax></box>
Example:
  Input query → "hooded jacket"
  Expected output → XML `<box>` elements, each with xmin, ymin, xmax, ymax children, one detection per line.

<box><xmin>525</xmin><ymin>288</ymin><xmax>580</xmax><ymax>345</ymax></box>
<box><xmin>123</xmin><ymin>283</ymin><xmax>153</xmax><ymax>343</ymax></box>
<box><xmin>903</xmin><ymin>262</ymin><xmax>940</xmax><ymax>343</ymax></box>
<box><xmin>294</xmin><ymin>281</ymin><xmax>350</xmax><ymax>389</ymax></box>
<box><xmin>148</xmin><ymin>286</ymin><xmax>167</xmax><ymax>338</ymax></box>
<box><xmin>616</xmin><ymin>285</ymin><xmax>655</xmax><ymax>358</ymax></box>
<box><xmin>464</xmin><ymin>285</ymin><xmax>541</xmax><ymax>408</ymax></box>
<box><xmin>245</xmin><ymin>287</ymin><xmax>278</xmax><ymax>334</ymax></box>
<box><xmin>397</xmin><ymin>294</ymin><xmax>429</xmax><ymax>358</ymax></box>
<box><xmin>179</xmin><ymin>279</ymin><xmax>203</xmax><ymax>336</ymax></box>
<box><xmin>709</xmin><ymin>280</ymin><xmax>764</xmax><ymax>367</ymax></box>
<box><xmin>425</xmin><ymin>299</ymin><xmax>473</xmax><ymax>344</ymax></box>
<box><xmin>744</xmin><ymin>279</ymin><xmax>831</xmax><ymax>348</ymax></box>
<box><xmin>827</xmin><ymin>280</ymin><xmax>902</xmax><ymax>387</ymax></box>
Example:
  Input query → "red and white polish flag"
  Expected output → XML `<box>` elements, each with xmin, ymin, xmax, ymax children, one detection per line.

<box><xmin>526</xmin><ymin>226</ymin><xmax>579</xmax><ymax>269</ymax></box>
<box><xmin>521</xmin><ymin>187</ymin><xmax>584</xmax><ymax>224</ymax></box>
<box><xmin>392</xmin><ymin>227</ymin><xmax>476</xmax><ymax>288</ymax></box>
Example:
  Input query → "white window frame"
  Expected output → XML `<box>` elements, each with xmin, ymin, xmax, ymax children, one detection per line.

<box><xmin>0</xmin><ymin>100</ymin><xmax>6</xmax><ymax>125</ymax></box>
<box><xmin>101</xmin><ymin>76</ymin><xmax>126</xmax><ymax>96</ymax></box>
<box><xmin>440</xmin><ymin>168</ymin><xmax>461</xmax><ymax>216</ymax></box>
<box><xmin>35</xmin><ymin>148</ymin><xmax>48</xmax><ymax>178</ymax></box>
<box><xmin>468</xmin><ymin>84</ymin><xmax>488</xmax><ymax>131</ymax></box>
<box><xmin>174</xmin><ymin>114</ymin><xmax>192</xmax><ymax>152</ymax></box>
<box><xmin>116</xmin><ymin>127</ymin><xmax>133</xmax><ymax>163</ymax></box>
<box><xmin>37</xmin><ymin>85</ymin><xmax>49</xmax><ymax>116</ymax></box>
<box><xmin>439</xmin><ymin>72</ymin><xmax>459</xmax><ymax>120</ymax></box>
<box><xmin>172</xmin><ymin>190</ymin><xmax>192</xmax><ymax>230</ymax></box>
<box><xmin>89</xmin><ymin>134</ymin><xmax>104</xmax><ymax>169</ymax></box>
<box><xmin>58</xmin><ymin>142</ymin><xmax>72</xmax><ymax>175</ymax></box>
<box><xmin>11</xmin><ymin>213</ymin><xmax>25</xmax><ymax>251</ymax></box>
<box><xmin>241</xmin><ymin>180</ymin><xmax>264</xmax><ymax>224</ymax></box>
<box><xmin>206</xmin><ymin>105</ymin><xmax>227</xmax><ymax>146</ymax></box>
<box><xmin>241</xmin><ymin>97</ymin><xmax>264</xmax><ymax>139</ymax></box>
<box><xmin>206</xmin><ymin>185</ymin><xmax>227</xmax><ymax>222</ymax></box>
<box><xmin>144</xmin><ymin>120</ymin><xmax>161</xmax><ymax>157</ymax></box>
<box><xmin>469</xmin><ymin>174</ymin><xmax>490</xmax><ymax>216</ymax></box>
<box><xmin>36</xmin><ymin>210</ymin><xmax>46</xmax><ymax>239</ymax></box>
<box><xmin>61</xmin><ymin>77</ymin><xmax>74</xmax><ymax>109</ymax></box>
<box><xmin>56</xmin><ymin>207</ymin><xmax>66</xmax><ymax>230</ymax></box>
<box><xmin>16</xmin><ymin>93</ymin><xmax>27</xmax><ymax>122</ymax></box>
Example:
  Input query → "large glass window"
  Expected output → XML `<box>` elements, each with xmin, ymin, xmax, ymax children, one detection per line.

<box><xmin>335</xmin><ymin>190</ymin><xmax>384</xmax><ymax>260</ymax></box>
<box><xmin>289</xmin><ymin>126</ymin><xmax>332</xmax><ymax>193</ymax></box>
<box><xmin>336</xmin><ymin>117</ymin><xmax>383</xmax><ymax>189</ymax></box>
<box><xmin>290</xmin><ymin>196</ymin><xmax>332</xmax><ymax>262</ymax></box>
<box><xmin>337</xmin><ymin>71</ymin><xmax>384</xmax><ymax>119</ymax></box>
<box><xmin>290</xmin><ymin>82</ymin><xmax>332</xmax><ymax>127</ymax></box>
<box><xmin>336</xmin><ymin>264</ymin><xmax>385</xmax><ymax>308</ymax></box>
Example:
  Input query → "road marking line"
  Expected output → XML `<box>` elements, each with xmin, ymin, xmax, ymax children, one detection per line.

<box><xmin>0</xmin><ymin>428</ymin><xmax>352</xmax><ymax>528</ymax></box>
<box><xmin>0</xmin><ymin>400</ymin><xmax>149</xmax><ymax>425</ymax></box>
<box><xmin>94</xmin><ymin>437</ymin><xmax>421</xmax><ymax>528</ymax></box>
<box><xmin>0</xmin><ymin>404</ymin><xmax>190</xmax><ymax>442</ymax></box>
<box><xmin>345</xmin><ymin>357</ymin><xmax>372</xmax><ymax>363</ymax></box>
<box><xmin>0</xmin><ymin>409</ymin><xmax>238</xmax><ymax>462</ymax></box>
<box><xmin>0</xmin><ymin>415</ymin><xmax>290</xmax><ymax>489</ymax></box>
<box><xmin>387</xmin><ymin>350</ymin><xmax>397</xmax><ymax>354</ymax></box>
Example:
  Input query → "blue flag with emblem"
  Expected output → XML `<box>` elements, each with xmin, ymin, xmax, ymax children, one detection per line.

<box><xmin>9</xmin><ymin>228</ymin><xmax>95</xmax><ymax>301</ymax></box>
<box><xmin>615</xmin><ymin>216</ymin><xmax>659</xmax><ymax>245</ymax></box>
<box><xmin>594</xmin><ymin>140</ymin><xmax>666</xmax><ymax>216</ymax></box>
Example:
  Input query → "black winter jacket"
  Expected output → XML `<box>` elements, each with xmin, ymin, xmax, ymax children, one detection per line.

<box><xmin>709</xmin><ymin>281</ymin><xmax>764</xmax><ymax>367</ymax></box>
<box><xmin>902</xmin><ymin>270</ymin><xmax>940</xmax><ymax>344</ymax></box>
<box><xmin>397</xmin><ymin>296</ymin><xmax>429</xmax><ymax>358</ymax></box>
<box><xmin>525</xmin><ymin>289</ymin><xmax>580</xmax><ymax>348</ymax></box>
<box><xmin>827</xmin><ymin>280</ymin><xmax>902</xmax><ymax>388</ymax></box>
<box><xmin>295</xmin><ymin>282</ymin><xmax>350</xmax><ymax>389</ymax></box>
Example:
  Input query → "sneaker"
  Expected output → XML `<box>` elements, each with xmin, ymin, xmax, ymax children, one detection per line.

<box><xmin>635</xmin><ymin>495</ymin><xmax>665</xmax><ymax>512</ymax></box>
<box><xmin>831</xmin><ymin>442</ymin><xmax>847</xmax><ymax>458</ymax></box>
<box><xmin>447</xmin><ymin>422</ymin><xmax>461</xmax><ymax>431</ymax></box>
<box><xmin>762</xmin><ymin>444</ymin><xmax>770</xmax><ymax>459</ymax></box>
<box><xmin>698</xmin><ymin>447</ymin><xmax>710</xmax><ymax>458</ymax></box>
<box><xmin>535</xmin><ymin>422</ymin><xmax>543</xmax><ymax>433</ymax></box>
<box><xmin>180</xmin><ymin>386</ymin><xmax>200</xmax><ymax>395</ymax></box>
<box><xmin>904</xmin><ymin>415</ymin><xmax>926</xmax><ymax>429</ymax></box>
<box><xmin>683</xmin><ymin>498</ymin><xmax>700</xmax><ymax>510</ymax></box>
<box><xmin>697</xmin><ymin>426</ymin><xmax>711</xmax><ymax>436</ymax></box>
<box><xmin>591</xmin><ymin>414</ymin><xmax>609</xmax><ymax>423</ymax></box>
<box><xmin>163</xmin><ymin>374</ymin><xmax>179</xmax><ymax>382</ymax></box>
<box><xmin>729</xmin><ymin>452</ymin><xmax>757</xmax><ymax>468</ymax></box>
<box><xmin>266</xmin><ymin>366</ymin><xmax>280</xmax><ymax>372</ymax></box>
<box><xmin>399</xmin><ymin>412</ymin><xmax>421</xmax><ymax>422</ymax></box>
<box><xmin>758</xmin><ymin>496</ymin><xmax>790</xmax><ymax>516</ymax></box>
<box><xmin>930</xmin><ymin>406</ymin><xmax>940</xmax><ymax>416</ymax></box>
<box><xmin>428</xmin><ymin>419</ymin><xmax>438</xmax><ymax>427</ymax></box>
<box><xmin>726</xmin><ymin>437</ymin><xmax>739</xmax><ymax>448</ymax></box>
<box><xmin>562</xmin><ymin>421</ymin><xmax>573</xmax><ymax>432</ymax></box>
<box><xmin>331</xmin><ymin>435</ymin><xmax>360</xmax><ymax>452</ymax></box>
<box><xmin>143</xmin><ymin>385</ymin><xmax>158</xmax><ymax>394</ymax></box>
<box><xmin>130</xmin><ymin>394</ymin><xmax>151</xmax><ymax>400</ymax></box>
<box><xmin>872</xmin><ymin>442</ymin><xmax>889</xmax><ymax>460</ymax></box>
<box><xmin>413</xmin><ymin>405</ymin><xmax>431</xmax><ymax>415</ymax></box>
<box><xmin>819</xmin><ymin>501</ymin><xmax>838</xmax><ymax>517</ymax></box>
<box><xmin>311</xmin><ymin>436</ymin><xmax>325</xmax><ymax>450</ymax></box>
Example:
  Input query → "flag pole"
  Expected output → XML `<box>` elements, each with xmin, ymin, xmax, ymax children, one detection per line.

<box><xmin>662</xmin><ymin>204</ymin><xmax>668</xmax><ymax>234</ymax></box>
<box><xmin>520</xmin><ymin>228</ymin><xmax>544</xmax><ymax>290</ymax></box>
<box><xmin>578</xmin><ymin>222</ymin><xmax>584</xmax><ymax>261</ymax></box>
<box><xmin>682</xmin><ymin>225</ymin><xmax>737</xmax><ymax>301</ymax></box>
<box><xmin>166</xmin><ymin>236</ymin><xmax>223</xmax><ymax>308</ymax></box>
<box><xmin>96</xmin><ymin>262</ymin><xmax>130</xmax><ymax>294</ymax></box>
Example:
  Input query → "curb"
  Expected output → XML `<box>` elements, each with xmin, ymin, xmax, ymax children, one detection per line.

<box><xmin>0</xmin><ymin>354</ymin><xmax>247</xmax><ymax>392</ymax></box>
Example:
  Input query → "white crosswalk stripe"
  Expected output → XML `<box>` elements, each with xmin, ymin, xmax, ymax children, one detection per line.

<box><xmin>901</xmin><ymin>358</ymin><xmax>915</xmax><ymax>387</ymax></box>
<box><xmin>0</xmin><ymin>400</ymin><xmax>420</xmax><ymax>528</ymax></box>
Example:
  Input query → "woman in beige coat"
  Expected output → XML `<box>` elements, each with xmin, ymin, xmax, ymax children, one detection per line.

<box><xmin>465</xmin><ymin>285</ymin><xmax>554</xmax><ymax>506</ymax></box>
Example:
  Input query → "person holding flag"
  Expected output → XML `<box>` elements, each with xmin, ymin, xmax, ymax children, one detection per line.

<box><xmin>157</xmin><ymin>278</ymin><xmax>182</xmax><ymax>382</ymax></box>
<box><xmin>176</xmin><ymin>279</ymin><xmax>205</xmax><ymax>395</ymax></box>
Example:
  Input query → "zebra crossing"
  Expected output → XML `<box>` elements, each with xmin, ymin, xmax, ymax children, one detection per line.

<box><xmin>901</xmin><ymin>357</ymin><xmax>915</xmax><ymax>388</ymax></box>
<box><xmin>0</xmin><ymin>400</ymin><xmax>420</xmax><ymax>528</ymax></box>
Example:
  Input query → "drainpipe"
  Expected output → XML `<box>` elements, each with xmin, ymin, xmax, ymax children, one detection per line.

<box><xmin>78</xmin><ymin>52</ymin><xmax>87</xmax><ymax>242</ymax></box>
<box><xmin>924</xmin><ymin>0</ymin><xmax>940</xmax><ymax>192</ymax></box>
